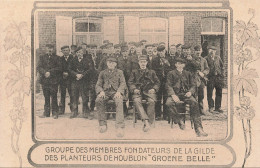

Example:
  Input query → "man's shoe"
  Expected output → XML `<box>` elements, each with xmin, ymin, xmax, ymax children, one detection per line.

<box><xmin>143</xmin><ymin>120</ymin><xmax>150</xmax><ymax>132</ymax></box>
<box><xmin>209</xmin><ymin>107</ymin><xmax>214</xmax><ymax>113</ymax></box>
<box><xmin>83</xmin><ymin>113</ymin><xmax>88</xmax><ymax>119</ymax></box>
<box><xmin>99</xmin><ymin>125</ymin><xmax>107</xmax><ymax>133</ymax></box>
<box><xmin>116</xmin><ymin>128</ymin><xmax>124</xmax><ymax>137</ymax></box>
<box><xmin>196</xmin><ymin>127</ymin><xmax>208</xmax><ymax>137</ymax></box>
<box><xmin>53</xmin><ymin>115</ymin><xmax>58</xmax><ymax>119</ymax></box>
<box><xmin>215</xmin><ymin>108</ymin><xmax>224</xmax><ymax>113</ymax></box>
<box><xmin>70</xmin><ymin>113</ymin><xmax>78</xmax><ymax>119</ymax></box>
<box><xmin>178</xmin><ymin>120</ymin><xmax>185</xmax><ymax>130</ymax></box>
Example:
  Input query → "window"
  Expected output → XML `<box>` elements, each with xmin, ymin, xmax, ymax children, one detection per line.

<box><xmin>201</xmin><ymin>17</ymin><xmax>225</xmax><ymax>35</ymax></box>
<box><xmin>139</xmin><ymin>17</ymin><xmax>168</xmax><ymax>45</ymax></box>
<box><xmin>73</xmin><ymin>17</ymin><xmax>103</xmax><ymax>46</ymax></box>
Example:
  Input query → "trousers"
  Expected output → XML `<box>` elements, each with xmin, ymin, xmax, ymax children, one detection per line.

<box><xmin>42</xmin><ymin>84</ymin><xmax>59</xmax><ymax>116</ymax></box>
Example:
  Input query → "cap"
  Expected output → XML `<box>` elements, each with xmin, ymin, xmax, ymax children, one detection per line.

<box><xmin>176</xmin><ymin>43</ymin><xmax>182</xmax><ymax>48</ymax></box>
<box><xmin>81</xmin><ymin>43</ymin><xmax>87</xmax><ymax>46</ymax></box>
<box><xmin>175</xmin><ymin>57</ymin><xmax>187</xmax><ymax>64</ymax></box>
<box><xmin>75</xmin><ymin>46</ymin><xmax>83</xmax><ymax>53</ymax></box>
<box><xmin>121</xmin><ymin>45</ymin><xmax>129</xmax><ymax>52</ymax></box>
<box><xmin>88</xmin><ymin>44</ymin><xmax>97</xmax><ymax>48</ymax></box>
<box><xmin>61</xmin><ymin>45</ymin><xmax>69</xmax><ymax>50</ymax></box>
<box><xmin>100</xmin><ymin>44</ymin><xmax>107</xmax><ymax>49</ymax></box>
<box><xmin>157</xmin><ymin>45</ymin><xmax>166</xmax><ymax>51</ymax></box>
<box><xmin>46</xmin><ymin>44</ymin><xmax>54</xmax><ymax>48</ymax></box>
<box><xmin>114</xmin><ymin>44</ymin><xmax>121</xmax><ymax>49</ymax></box>
<box><xmin>153</xmin><ymin>43</ymin><xmax>159</xmax><ymax>47</ymax></box>
<box><xmin>182</xmin><ymin>44</ymin><xmax>191</xmax><ymax>49</ymax></box>
<box><xmin>208</xmin><ymin>45</ymin><xmax>217</xmax><ymax>50</ymax></box>
<box><xmin>138</xmin><ymin>55</ymin><xmax>148</xmax><ymax>61</ymax></box>
<box><xmin>159</xmin><ymin>42</ymin><xmax>166</xmax><ymax>46</ymax></box>
<box><xmin>145</xmin><ymin>44</ymin><xmax>153</xmax><ymax>48</ymax></box>
<box><xmin>106</xmin><ymin>56</ymin><xmax>117</xmax><ymax>63</ymax></box>
<box><xmin>194</xmin><ymin>45</ymin><xmax>201</xmax><ymax>51</ymax></box>
<box><xmin>135</xmin><ymin>42</ymin><xmax>142</xmax><ymax>48</ymax></box>
<box><xmin>140</xmin><ymin>39</ymin><xmax>147</xmax><ymax>43</ymax></box>
<box><xmin>71</xmin><ymin>45</ymin><xmax>77</xmax><ymax>49</ymax></box>
<box><xmin>128</xmin><ymin>42</ymin><xmax>135</xmax><ymax>46</ymax></box>
<box><xmin>103</xmin><ymin>40</ymin><xmax>110</xmax><ymax>44</ymax></box>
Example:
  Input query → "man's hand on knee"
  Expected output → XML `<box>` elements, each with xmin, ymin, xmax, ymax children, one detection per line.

<box><xmin>114</xmin><ymin>91</ymin><xmax>122</xmax><ymax>99</ymax></box>
<box><xmin>98</xmin><ymin>91</ymin><xmax>105</xmax><ymax>98</ymax></box>
<box><xmin>171</xmin><ymin>95</ymin><xmax>180</xmax><ymax>103</ymax></box>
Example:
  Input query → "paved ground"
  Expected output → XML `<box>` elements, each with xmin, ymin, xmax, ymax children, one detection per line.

<box><xmin>35</xmin><ymin>88</ymin><xmax>228</xmax><ymax>141</ymax></box>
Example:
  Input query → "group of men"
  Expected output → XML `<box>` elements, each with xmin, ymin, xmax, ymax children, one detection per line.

<box><xmin>37</xmin><ymin>39</ymin><xmax>224</xmax><ymax>138</ymax></box>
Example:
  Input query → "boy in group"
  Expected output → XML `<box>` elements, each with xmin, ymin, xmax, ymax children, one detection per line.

<box><xmin>95</xmin><ymin>55</ymin><xmax>126</xmax><ymax>137</ymax></box>
<box><xmin>128</xmin><ymin>55</ymin><xmax>160</xmax><ymax>132</ymax></box>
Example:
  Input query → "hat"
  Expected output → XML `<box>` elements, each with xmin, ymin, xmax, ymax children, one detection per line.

<box><xmin>135</xmin><ymin>42</ymin><xmax>142</xmax><ymax>48</ymax></box>
<box><xmin>88</xmin><ymin>44</ymin><xmax>97</xmax><ymax>48</ymax></box>
<box><xmin>145</xmin><ymin>44</ymin><xmax>153</xmax><ymax>48</ymax></box>
<box><xmin>157</xmin><ymin>45</ymin><xmax>165</xmax><ymax>51</ymax></box>
<box><xmin>106</xmin><ymin>56</ymin><xmax>117</xmax><ymax>63</ymax></box>
<box><xmin>208</xmin><ymin>45</ymin><xmax>217</xmax><ymax>50</ymax></box>
<box><xmin>159</xmin><ymin>42</ymin><xmax>166</xmax><ymax>46</ymax></box>
<box><xmin>46</xmin><ymin>44</ymin><xmax>54</xmax><ymax>48</ymax></box>
<box><xmin>103</xmin><ymin>40</ymin><xmax>110</xmax><ymax>44</ymax></box>
<box><xmin>140</xmin><ymin>40</ymin><xmax>147</xmax><ymax>43</ymax></box>
<box><xmin>75</xmin><ymin>46</ymin><xmax>83</xmax><ymax>53</ymax></box>
<box><xmin>153</xmin><ymin>43</ymin><xmax>159</xmax><ymax>47</ymax></box>
<box><xmin>71</xmin><ymin>45</ymin><xmax>77</xmax><ymax>49</ymax></box>
<box><xmin>175</xmin><ymin>57</ymin><xmax>186</xmax><ymax>64</ymax></box>
<box><xmin>128</xmin><ymin>42</ymin><xmax>135</xmax><ymax>46</ymax></box>
<box><xmin>176</xmin><ymin>43</ymin><xmax>182</xmax><ymax>48</ymax></box>
<box><xmin>182</xmin><ymin>44</ymin><xmax>191</xmax><ymax>49</ymax></box>
<box><xmin>114</xmin><ymin>44</ymin><xmax>121</xmax><ymax>49</ymax></box>
<box><xmin>61</xmin><ymin>45</ymin><xmax>69</xmax><ymax>50</ymax></box>
<box><xmin>100</xmin><ymin>44</ymin><xmax>107</xmax><ymax>49</ymax></box>
<box><xmin>138</xmin><ymin>55</ymin><xmax>148</xmax><ymax>61</ymax></box>
<box><xmin>194</xmin><ymin>45</ymin><xmax>201</xmax><ymax>51</ymax></box>
<box><xmin>121</xmin><ymin>45</ymin><xmax>128</xmax><ymax>52</ymax></box>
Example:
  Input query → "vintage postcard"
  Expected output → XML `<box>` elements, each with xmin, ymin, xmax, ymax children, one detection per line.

<box><xmin>0</xmin><ymin>0</ymin><xmax>260</xmax><ymax>167</ymax></box>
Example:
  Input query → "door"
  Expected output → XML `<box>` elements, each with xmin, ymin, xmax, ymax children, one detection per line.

<box><xmin>201</xmin><ymin>35</ymin><xmax>224</xmax><ymax>60</ymax></box>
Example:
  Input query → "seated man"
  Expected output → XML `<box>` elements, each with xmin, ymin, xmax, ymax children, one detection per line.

<box><xmin>165</xmin><ymin>58</ymin><xmax>208</xmax><ymax>137</ymax></box>
<box><xmin>95</xmin><ymin>55</ymin><xmax>126</xmax><ymax>137</ymax></box>
<box><xmin>128</xmin><ymin>55</ymin><xmax>160</xmax><ymax>132</ymax></box>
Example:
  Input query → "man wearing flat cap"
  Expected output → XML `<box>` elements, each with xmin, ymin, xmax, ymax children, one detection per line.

<box><xmin>68</xmin><ymin>46</ymin><xmax>94</xmax><ymax>119</ymax></box>
<box><xmin>70</xmin><ymin>45</ymin><xmax>77</xmax><ymax>58</ymax></box>
<box><xmin>145</xmin><ymin>44</ymin><xmax>156</xmax><ymax>69</ymax></box>
<box><xmin>165</xmin><ymin>58</ymin><xmax>208</xmax><ymax>137</ymax></box>
<box><xmin>205</xmin><ymin>45</ymin><xmax>224</xmax><ymax>113</ymax></box>
<box><xmin>37</xmin><ymin>44</ymin><xmax>61</xmax><ymax>119</ymax></box>
<box><xmin>181</xmin><ymin>44</ymin><xmax>192</xmax><ymax>59</ymax></box>
<box><xmin>193</xmin><ymin>45</ymin><xmax>209</xmax><ymax>114</ymax></box>
<box><xmin>58</xmin><ymin>45</ymin><xmax>74</xmax><ymax>115</ymax></box>
<box><xmin>151</xmin><ymin>45</ymin><xmax>171</xmax><ymax>120</ymax></box>
<box><xmin>95</xmin><ymin>55</ymin><xmax>126</xmax><ymax>137</ymax></box>
<box><xmin>128</xmin><ymin>55</ymin><xmax>160</xmax><ymax>132</ymax></box>
<box><xmin>114</xmin><ymin>44</ymin><xmax>122</xmax><ymax>58</ymax></box>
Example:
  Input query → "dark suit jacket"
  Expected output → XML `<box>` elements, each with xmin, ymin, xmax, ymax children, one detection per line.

<box><xmin>37</xmin><ymin>54</ymin><xmax>61</xmax><ymax>85</ymax></box>
<box><xmin>166</xmin><ymin>69</ymin><xmax>196</xmax><ymax>96</ymax></box>
<box><xmin>68</xmin><ymin>56</ymin><xmax>94</xmax><ymax>84</ymax></box>
<box><xmin>205</xmin><ymin>55</ymin><xmax>224</xmax><ymax>78</ymax></box>
<box><xmin>128</xmin><ymin>68</ymin><xmax>160</xmax><ymax>94</ymax></box>
<box><xmin>60</xmin><ymin>54</ymin><xmax>73</xmax><ymax>83</ymax></box>
<box><xmin>151</xmin><ymin>56</ymin><xmax>171</xmax><ymax>82</ymax></box>
<box><xmin>117</xmin><ymin>56</ymin><xmax>132</xmax><ymax>81</ymax></box>
<box><xmin>95</xmin><ymin>69</ymin><xmax>126</xmax><ymax>95</ymax></box>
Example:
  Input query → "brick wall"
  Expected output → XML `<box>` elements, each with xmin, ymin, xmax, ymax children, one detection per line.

<box><xmin>37</xmin><ymin>10</ymin><xmax>229</xmax><ymax>86</ymax></box>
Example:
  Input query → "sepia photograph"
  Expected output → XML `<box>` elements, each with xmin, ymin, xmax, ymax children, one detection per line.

<box><xmin>33</xmin><ymin>8</ymin><xmax>231</xmax><ymax>141</ymax></box>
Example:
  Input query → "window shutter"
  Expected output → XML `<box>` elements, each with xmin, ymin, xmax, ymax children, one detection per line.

<box><xmin>56</xmin><ymin>16</ymin><xmax>72</xmax><ymax>56</ymax></box>
<box><xmin>103</xmin><ymin>16</ymin><xmax>119</xmax><ymax>44</ymax></box>
<box><xmin>169</xmin><ymin>16</ymin><xmax>184</xmax><ymax>45</ymax></box>
<box><xmin>124</xmin><ymin>16</ymin><xmax>139</xmax><ymax>42</ymax></box>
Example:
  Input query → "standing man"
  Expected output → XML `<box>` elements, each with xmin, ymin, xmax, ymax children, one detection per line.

<box><xmin>70</xmin><ymin>45</ymin><xmax>77</xmax><ymax>57</ymax></box>
<box><xmin>128</xmin><ymin>55</ymin><xmax>160</xmax><ymax>132</ymax></box>
<box><xmin>37</xmin><ymin>44</ymin><xmax>61</xmax><ymax>119</ymax></box>
<box><xmin>205</xmin><ymin>46</ymin><xmax>224</xmax><ymax>113</ymax></box>
<box><xmin>193</xmin><ymin>45</ymin><xmax>209</xmax><ymax>114</ymax></box>
<box><xmin>145</xmin><ymin>44</ymin><xmax>155</xmax><ymax>69</ymax></box>
<box><xmin>114</xmin><ymin>44</ymin><xmax>122</xmax><ymax>59</ymax></box>
<box><xmin>167</xmin><ymin>44</ymin><xmax>177</xmax><ymax>70</ymax></box>
<box><xmin>152</xmin><ymin>45</ymin><xmax>171</xmax><ymax>120</ymax></box>
<box><xmin>68</xmin><ymin>47</ymin><xmax>94</xmax><ymax>119</ymax></box>
<box><xmin>175</xmin><ymin>44</ymin><xmax>183</xmax><ymax>58</ymax></box>
<box><xmin>95</xmin><ymin>55</ymin><xmax>126</xmax><ymax>137</ymax></box>
<box><xmin>165</xmin><ymin>58</ymin><xmax>208</xmax><ymax>137</ymax></box>
<box><xmin>59</xmin><ymin>46</ymin><xmax>73</xmax><ymax>115</ymax></box>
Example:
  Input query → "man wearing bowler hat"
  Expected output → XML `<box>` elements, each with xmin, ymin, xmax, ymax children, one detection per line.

<box><xmin>95</xmin><ymin>55</ymin><xmax>126</xmax><ymax>137</ymax></box>
<box><xmin>151</xmin><ymin>45</ymin><xmax>171</xmax><ymax>120</ymax></box>
<box><xmin>37</xmin><ymin>44</ymin><xmax>61</xmax><ymax>119</ymax></box>
<box><xmin>166</xmin><ymin>58</ymin><xmax>208</xmax><ymax>137</ymax></box>
<box><xmin>68</xmin><ymin>46</ymin><xmax>94</xmax><ymax>119</ymax></box>
<box><xmin>205</xmin><ymin>45</ymin><xmax>224</xmax><ymax>113</ymax></box>
<box><xmin>128</xmin><ymin>55</ymin><xmax>160</xmax><ymax>132</ymax></box>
